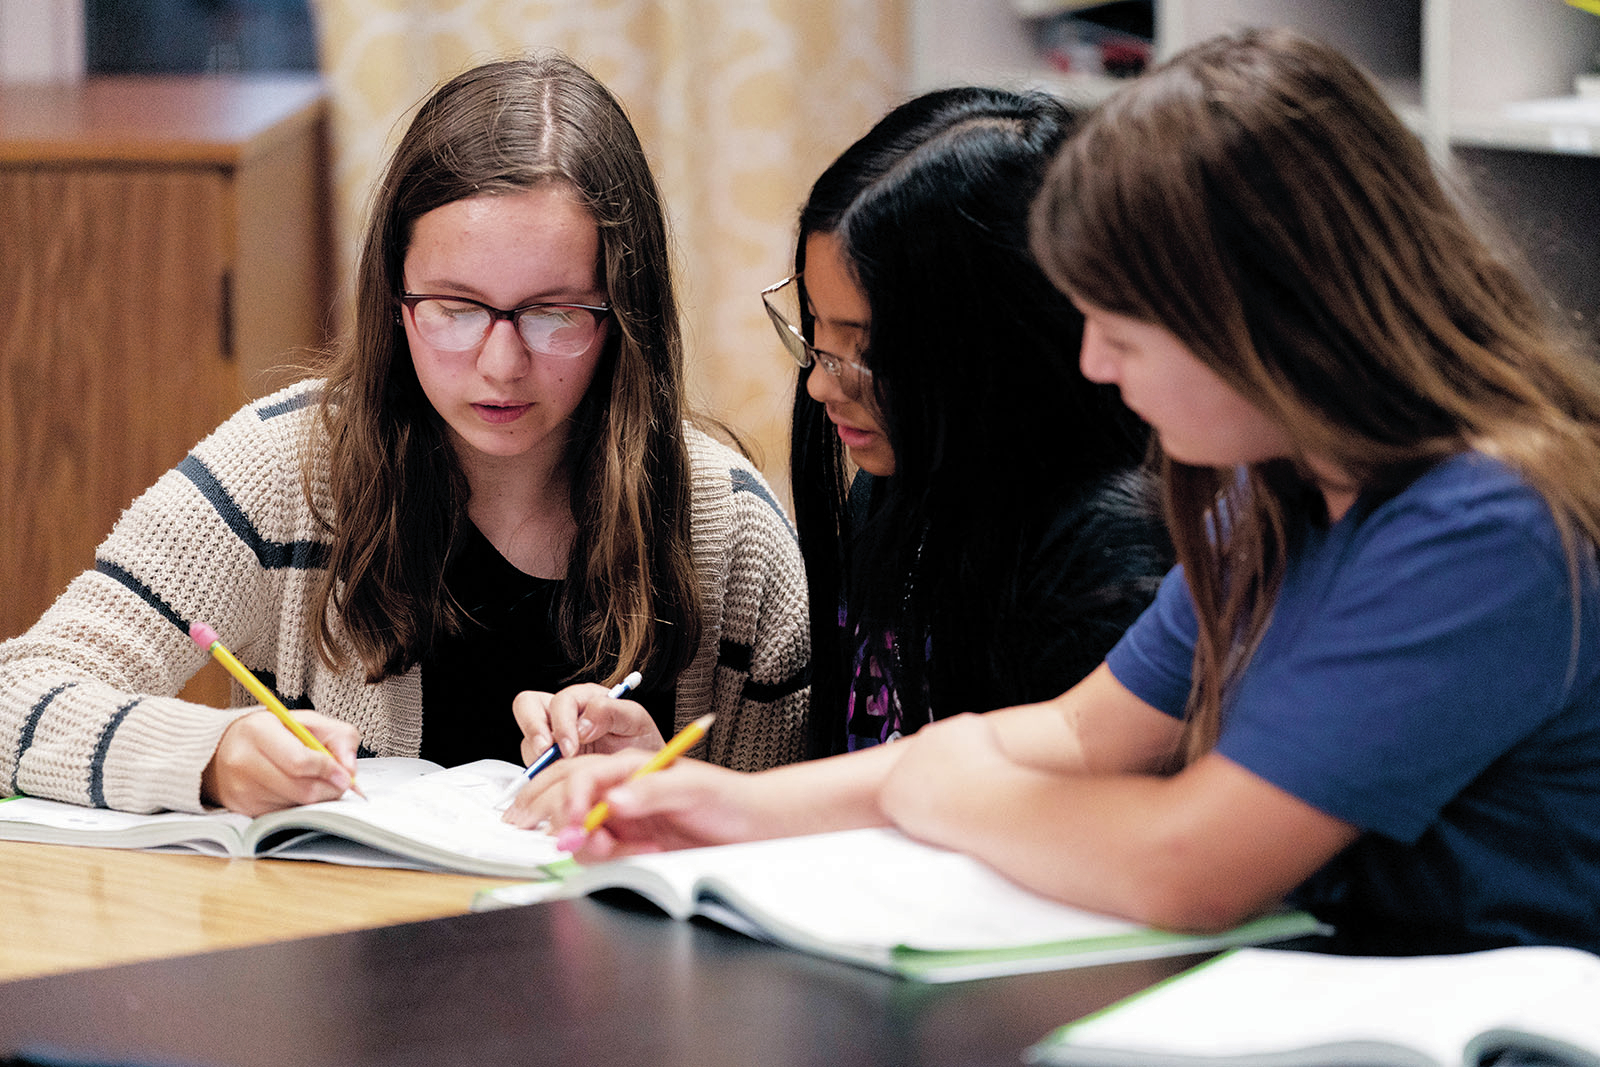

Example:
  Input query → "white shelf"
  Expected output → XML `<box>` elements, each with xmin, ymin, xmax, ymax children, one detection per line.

<box><xmin>1435</xmin><ymin>0</ymin><xmax>1600</xmax><ymax>156</ymax></box>
<box><xmin>1453</xmin><ymin>96</ymin><xmax>1600</xmax><ymax>156</ymax></box>
<box><xmin>907</xmin><ymin>0</ymin><xmax>1600</xmax><ymax>332</ymax></box>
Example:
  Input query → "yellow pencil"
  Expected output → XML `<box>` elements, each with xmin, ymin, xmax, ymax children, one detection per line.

<box><xmin>560</xmin><ymin>713</ymin><xmax>714</xmax><ymax>847</ymax></box>
<box><xmin>189</xmin><ymin>621</ymin><xmax>364</xmax><ymax>799</ymax></box>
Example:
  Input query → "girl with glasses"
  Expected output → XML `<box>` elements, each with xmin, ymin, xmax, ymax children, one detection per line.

<box><xmin>0</xmin><ymin>54</ymin><xmax>810</xmax><ymax>816</ymax></box>
<box><xmin>506</xmin><ymin>88</ymin><xmax>1171</xmax><ymax>842</ymax></box>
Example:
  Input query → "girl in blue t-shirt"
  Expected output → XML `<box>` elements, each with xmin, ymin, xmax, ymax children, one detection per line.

<box><xmin>518</xmin><ymin>29</ymin><xmax>1600</xmax><ymax>954</ymax></box>
<box><xmin>882</xmin><ymin>27</ymin><xmax>1600</xmax><ymax>952</ymax></box>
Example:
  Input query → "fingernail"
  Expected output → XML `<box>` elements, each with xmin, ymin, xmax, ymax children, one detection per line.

<box><xmin>577</xmin><ymin>721</ymin><xmax>594</xmax><ymax>742</ymax></box>
<box><xmin>556</xmin><ymin>827</ymin><xmax>587</xmax><ymax>852</ymax></box>
<box><xmin>607</xmin><ymin>786</ymin><xmax>637</xmax><ymax>811</ymax></box>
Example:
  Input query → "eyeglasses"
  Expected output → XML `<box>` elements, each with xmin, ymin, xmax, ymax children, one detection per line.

<box><xmin>398</xmin><ymin>293</ymin><xmax>611</xmax><ymax>357</ymax></box>
<box><xmin>760</xmin><ymin>275</ymin><xmax>873</xmax><ymax>395</ymax></box>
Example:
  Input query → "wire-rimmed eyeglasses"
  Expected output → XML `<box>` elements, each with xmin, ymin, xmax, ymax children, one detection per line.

<box><xmin>760</xmin><ymin>275</ymin><xmax>873</xmax><ymax>395</ymax></box>
<box><xmin>398</xmin><ymin>293</ymin><xmax>611</xmax><ymax>357</ymax></box>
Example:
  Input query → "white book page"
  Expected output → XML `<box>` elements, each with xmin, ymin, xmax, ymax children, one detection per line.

<box><xmin>1472</xmin><ymin>969</ymin><xmax>1600</xmax><ymax>1064</ymax></box>
<box><xmin>259</xmin><ymin>832</ymin><xmax>436</xmax><ymax>870</ymax></box>
<box><xmin>253</xmin><ymin>759</ymin><xmax>564</xmax><ymax>869</ymax></box>
<box><xmin>0</xmin><ymin>796</ymin><xmax>251</xmax><ymax>852</ymax></box>
<box><xmin>562</xmin><ymin>845</ymin><xmax>724</xmax><ymax>919</ymax></box>
<box><xmin>609</xmin><ymin>828</ymin><xmax>1143</xmax><ymax>950</ymax></box>
<box><xmin>1058</xmin><ymin>946</ymin><xmax>1600</xmax><ymax>1064</ymax></box>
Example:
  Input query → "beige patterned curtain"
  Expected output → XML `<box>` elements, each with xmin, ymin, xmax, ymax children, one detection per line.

<box><xmin>310</xmin><ymin>0</ymin><xmax>907</xmax><ymax>500</ymax></box>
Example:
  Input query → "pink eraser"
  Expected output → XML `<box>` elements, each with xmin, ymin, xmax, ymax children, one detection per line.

<box><xmin>556</xmin><ymin>826</ymin><xmax>588</xmax><ymax>853</ymax></box>
<box><xmin>189</xmin><ymin>622</ymin><xmax>218</xmax><ymax>649</ymax></box>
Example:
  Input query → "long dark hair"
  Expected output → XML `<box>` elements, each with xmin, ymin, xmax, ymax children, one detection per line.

<box><xmin>1032</xmin><ymin>28</ymin><xmax>1600</xmax><ymax>762</ymax></box>
<box><xmin>790</xmin><ymin>86</ymin><xmax>1150</xmax><ymax>756</ymax></box>
<box><xmin>310</xmin><ymin>52</ymin><xmax>699</xmax><ymax>687</ymax></box>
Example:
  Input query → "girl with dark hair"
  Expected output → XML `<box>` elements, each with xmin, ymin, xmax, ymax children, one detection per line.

<box><xmin>780</xmin><ymin>86</ymin><xmax>1167</xmax><ymax>758</ymax></box>
<box><xmin>0</xmin><ymin>53</ymin><xmax>810</xmax><ymax>817</ymax></box>
<box><xmin>506</xmin><ymin>88</ymin><xmax>1169</xmax><ymax>840</ymax></box>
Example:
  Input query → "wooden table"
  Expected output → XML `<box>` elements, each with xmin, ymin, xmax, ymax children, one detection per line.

<box><xmin>0</xmin><ymin>840</ymin><xmax>520</xmax><ymax>982</ymax></box>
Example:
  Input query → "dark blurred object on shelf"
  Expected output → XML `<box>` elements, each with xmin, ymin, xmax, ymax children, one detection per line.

<box><xmin>86</xmin><ymin>0</ymin><xmax>317</xmax><ymax>75</ymax></box>
<box><xmin>1033</xmin><ymin>1</ymin><xmax>1153</xmax><ymax>79</ymax></box>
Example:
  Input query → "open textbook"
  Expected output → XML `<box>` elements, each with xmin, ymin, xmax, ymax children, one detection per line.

<box><xmin>0</xmin><ymin>758</ymin><xmax>563</xmax><ymax>878</ymax></box>
<box><xmin>474</xmin><ymin>827</ymin><xmax>1329</xmax><ymax>983</ymax></box>
<box><xmin>1024</xmin><ymin>943</ymin><xmax>1600</xmax><ymax>1067</ymax></box>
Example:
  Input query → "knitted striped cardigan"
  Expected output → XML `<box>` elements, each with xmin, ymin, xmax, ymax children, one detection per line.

<box><xmin>0</xmin><ymin>381</ymin><xmax>811</xmax><ymax>814</ymax></box>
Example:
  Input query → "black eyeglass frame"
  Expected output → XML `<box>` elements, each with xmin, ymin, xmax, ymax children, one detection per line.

<box><xmin>397</xmin><ymin>293</ymin><xmax>612</xmax><ymax>355</ymax></box>
<box><xmin>760</xmin><ymin>275</ymin><xmax>875</xmax><ymax>386</ymax></box>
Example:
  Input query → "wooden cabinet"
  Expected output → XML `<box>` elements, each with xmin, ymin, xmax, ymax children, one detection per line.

<box><xmin>0</xmin><ymin>76</ymin><xmax>331</xmax><ymax>703</ymax></box>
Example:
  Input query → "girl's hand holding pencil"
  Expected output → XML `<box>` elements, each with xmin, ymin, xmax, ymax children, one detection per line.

<box><xmin>494</xmin><ymin>672</ymin><xmax>645</xmax><ymax>810</ymax></box>
<box><xmin>191</xmin><ymin>622</ymin><xmax>364</xmax><ymax>816</ymax></box>
<box><xmin>510</xmin><ymin>672</ymin><xmax>652</xmax><ymax>764</ymax></box>
<box><xmin>503</xmin><ymin>715</ymin><xmax>735</xmax><ymax>860</ymax></box>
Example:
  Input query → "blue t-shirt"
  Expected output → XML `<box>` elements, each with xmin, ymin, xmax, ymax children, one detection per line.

<box><xmin>1106</xmin><ymin>453</ymin><xmax>1600</xmax><ymax>953</ymax></box>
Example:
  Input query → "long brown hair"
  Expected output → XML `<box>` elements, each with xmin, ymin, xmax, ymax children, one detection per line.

<box><xmin>1031</xmin><ymin>28</ymin><xmax>1600</xmax><ymax>762</ymax></box>
<box><xmin>309</xmin><ymin>53</ymin><xmax>699</xmax><ymax>687</ymax></box>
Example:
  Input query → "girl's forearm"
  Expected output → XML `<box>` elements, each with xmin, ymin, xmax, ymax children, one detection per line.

<box><xmin>987</xmin><ymin>665</ymin><xmax>1185</xmax><ymax>776</ymax></box>
<box><xmin>745</xmin><ymin>742</ymin><xmax>906</xmax><ymax>838</ymax></box>
<box><xmin>881</xmin><ymin>728</ymin><xmax>1357</xmax><ymax>932</ymax></box>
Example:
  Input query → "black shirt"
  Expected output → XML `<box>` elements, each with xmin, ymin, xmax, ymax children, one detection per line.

<box><xmin>419</xmin><ymin>522</ymin><xmax>673</xmax><ymax>766</ymax></box>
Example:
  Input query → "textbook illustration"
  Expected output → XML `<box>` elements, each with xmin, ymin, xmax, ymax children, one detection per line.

<box><xmin>474</xmin><ymin>827</ymin><xmax>1328</xmax><ymax>982</ymax></box>
<box><xmin>1025</xmin><ymin>943</ymin><xmax>1600</xmax><ymax>1067</ymax></box>
<box><xmin>0</xmin><ymin>758</ymin><xmax>563</xmax><ymax>878</ymax></box>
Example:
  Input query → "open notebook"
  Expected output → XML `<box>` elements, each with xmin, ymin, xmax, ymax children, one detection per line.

<box><xmin>475</xmin><ymin>827</ymin><xmax>1329</xmax><ymax>982</ymax></box>
<box><xmin>0</xmin><ymin>758</ymin><xmax>562</xmax><ymax>878</ymax></box>
<box><xmin>1024</xmin><ymin>943</ymin><xmax>1600</xmax><ymax>1067</ymax></box>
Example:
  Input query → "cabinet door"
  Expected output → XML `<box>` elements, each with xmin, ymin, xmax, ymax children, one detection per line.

<box><xmin>2</xmin><ymin>164</ymin><xmax>241</xmax><ymax>657</ymax></box>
